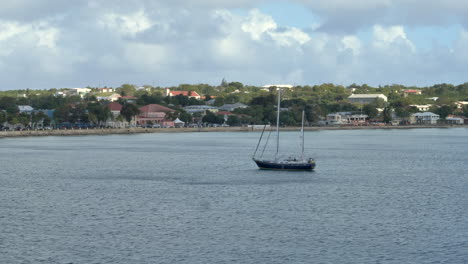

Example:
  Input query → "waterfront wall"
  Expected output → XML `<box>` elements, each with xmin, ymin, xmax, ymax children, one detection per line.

<box><xmin>0</xmin><ymin>127</ymin><xmax>250</xmax><ymax>138</ymax></box>
<box><xmin>0</xmin><ymin>125</ymin><xmax>465</xmax><ymax>138</ymax></box>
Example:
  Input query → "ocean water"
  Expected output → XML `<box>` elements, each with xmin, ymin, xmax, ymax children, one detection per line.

<box><xmin>0</xmin><ymin>128</ymin><xmax>467</xmax><ymax>264</ymax></box>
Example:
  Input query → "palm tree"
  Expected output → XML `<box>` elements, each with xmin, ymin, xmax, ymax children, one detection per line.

<box><xmin>120</xmin><ymin>103</ymin><xmax>140</xmax><ymax>123</ymax></box>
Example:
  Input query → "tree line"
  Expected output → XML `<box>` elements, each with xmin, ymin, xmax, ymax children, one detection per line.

<box><xmin>1</xmin><ymin>81</ymin><xmax>468</xmax><ymax>128</ymax></box>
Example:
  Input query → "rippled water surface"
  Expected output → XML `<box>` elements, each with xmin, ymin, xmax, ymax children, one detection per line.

<box><xmin>1</xmin><ymin>128</ymin><xmax>467</xmax><ymax>263</ymax></box>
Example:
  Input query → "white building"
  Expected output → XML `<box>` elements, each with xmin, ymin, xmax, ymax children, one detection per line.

<box><xmin>455</xmin><ymin>101</ymin><xmax>468</xmax><ymax>109</ymax></box>
<box><xmin>325</xmin><ymin>112</ymin><xmax>368</xmax><ymax>125</ymax></box>
<box><xmin>183</xmin><ymin>105</ymin><xmax>218</xmax><ymax>114</ymax></box>
<box><xmin>68</xmin><ymin>88</ymin><xmax>92</xmax><ymax>98</ymax></box>
<box><xmin>446</xmin><ymin>117</ymin><xmax>464</xmax><ymax>124</ymax></box>
<box><xmin>348</xmin><ymin>94</ymin><xmax>388</xmax><ymax>104</ymax></box>
<box><xmin>410</xmin><ymin>112</ymin><xmax>440</xmax><ymax>124</ymax></box>
<box><xmin>164</xmin><ymin>88</ymin><xmax>201</xmax><ymax>99</ymax></box>
<box><xmin>261</xmin><ymin>84</ymin><xmax>293</xmax><ymax>91</ymax></box>
<box><xmin>55</xmin><ymin>91</ymin><xmax>67</xmax><ymax>97</ymax></box>
<box><xmin>218</xmin><ymin>103</ymin><xmax>248</xmax><ymax>111</ymax></box>
<box><xmin>326</xmin><ymin>113</ymin><xmax>343</xmax><ymax>125</ymax></box>
<box><xmin>98</xmin><ymin>88</ymin><xmax>114</xmax><ymax>93</ymax></box>
<box><xmin>410</xmin><ymin>104</ymin><xmax>432</xmax><ymax>112</ymax></box>
<box><xmin>97</xmin><ymin>93</ymin><xmax>121</xmax><ymax>102</ymax></box>
<box><xmin>18</xmin><ymin>105</ymin><xmax>34</xmax><ymax>114</ymax></box>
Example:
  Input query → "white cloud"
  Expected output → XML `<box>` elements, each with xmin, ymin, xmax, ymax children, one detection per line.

<box><xmin>241</xmin><ymin>9</ymin><xmax>310</xmax><ymax>46</ymax></box>
<box><xmin>36</xmin><ymin>26</ymin><xmax>59</xmax><ymax>49</ymax></box>
<box><xmin>296</xmin><ymin>0</ymin><xmax>468</xmax><ymax>32</ymax></box>
<box><xmin>241</xmin><ymin>9</ymin><xmax>277</xmax><ymax>41</ymax></box>
<box><xmin>341</xmin><ymin>35</ymin><xmax>362</xmax><ymax>55</ymax></box>
<box><xmin>0</xmin><ymin>21</ymin><xmax>29</xmax><ymax>41</ymax></box>
<box><xmin>99</xmin><ymin>10</ymin><xmax>153</xmax><ymax>37</ymax></box>
<box><xmin>372</xmin><ymin>25</ymin><xmax>415</xmax><ymax>52</ymax></box>
<box><xmin>270</xmin><ymin>28</ymin><xmax>311</xmax><ymax>46</ymax></box>
<box><xmin>0</xmin><ymin>2</ymin><xmax>467</xmax><ymax>89</ymax></box>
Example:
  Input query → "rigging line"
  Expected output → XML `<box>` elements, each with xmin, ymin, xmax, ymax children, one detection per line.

<box><xmin>301</xmin><ymin>110</ymin><xmax>305</xmax><ymax>160</ymax></box>
<box><xmin>261</xmin><ymin>125</ymin><xmax>273</xmax><ymax>158</ymax></box>
<box><xmin>252</xmin><ymin>124</ymin><xmax>267</xmax><ymax>159</ymax></box>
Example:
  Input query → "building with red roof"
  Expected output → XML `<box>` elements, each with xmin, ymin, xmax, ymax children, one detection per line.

<box><xmin>138</xmin><ymin>104</ymin><xmax>175</xmax><ymax>125</ymax></box>
<box><xmin>164</xmin><ymin>88</ymin><xmax>201</xmax><ymax>100</ymax></box>
<box><xmin>107</xmin><ymin>102</ymin><xmax>122</xmax><ymax>112</ymax></box>
<box><xmin>104</xmin><ymin>102</ymin><xmax>131</xmax><ymax>128</ymax></box>
<box><xmin>403</xmin><ymin>89</ymin><xmax>422</xmax><ymax>97</ymax></box>
<box><xmin>217</xmin><ymin>111</ymin><xmax>234</xmax><ymax>116</ymax></box>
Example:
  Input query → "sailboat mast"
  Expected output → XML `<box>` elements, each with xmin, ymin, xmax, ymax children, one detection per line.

<box><xmin>275</xmin><ymin>88</ymin><xmax>281</xmax><ymax>161</ymax></box>
<box><xmin>301</xmin><ymin>110</ymin><xmax>305</xmax><ymax>160</ymax></box>
<box><xmin>252</xmin><ymin>124</ymin><xmax>267</xmax><ymax>159</ymax></box>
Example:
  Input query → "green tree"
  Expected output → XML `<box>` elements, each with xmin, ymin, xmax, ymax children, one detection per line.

<box><xmin>220</xmin><ymin>78</ymin><xmax>228</xmax><ymax>87</ymax></box>
<box><xmin>116</xmin><ymin>114</ymin><xmax>124</xmax><ymax>122</ymax></box>
<box><xmin>435</xmin><ymin>105</ymin><xmax>454</xmax><ymax>119</ymax></box>
<box><xmin>228</xmin><ymin>82</ymin><xmax>243</xmax><ymax>90</ymax></box>
<box><xmin>88</xmin><ymin>103</ymin><xmax>111</xmax><ymax>124</ymax></box>
<box><xmin>279</xmin><ymin>111</ymin><xmax>297</xmax><ymax>126</ymax></box>
<box><xmin>224</xmin><ymin>94</ymin><xmax>240</xmax><ymax>104</ymax></box>
<box><xmin>17</xmin><ymin>113</ymin><xmax>31</xmax><ymax>126</ymax></box>
<box><xmin>363</xmin><ymin>104</ymin><xmax>379</xmax><ymax>119</ymax></box>
<box><xmin>120</xmin><ymin>103</ymin><xmax>141</xmax><ymax>122</ymax></box>
<box><xmin>188</xmin><ymin>97</ymin><xmax>203</xmax><ymax>105</ymax></box>
<box><xmin>250</xmin><ymin>94</ymin><xmax>276</xmax><ymax>107</ymax></box>
<box><xmin>117</xmin><ymin>84</ymin><xmax>137</xmax><ymax>96</ymax></box>
<box><xmin>227</xmin><ymin>115</ymin><xmax>240</xmax><ymax>126</ymax></box>
<box><xmin>202</xmin><ymin>111</ymin><xmax>223</xmax><ymax>124</ymax></box>
<box><xmin>70</xmin><ymin>104</ymin><xmax>88</xmax><ymax>123</ymax></box>
<box><xmin>0</xmin><ymin>97</ymin><xmax>19</xmax><ymax>114</ymax></box>
<box><xmin>32</xmin><ymin>111</ymin><xmax>50</xmax><ymax>127</ymax></box>
<box><xmin>213</xmin><ymin>97</ymin><xmax>225</xmax><ymax>107</ymax></box>
<box><xmin>394</xmin><ymin>107</ymin><xmax>410</xmax><ymax>119</ymax></box>
<box><xmin>382</xmin><ymin>107</ymin><xmax>392</xmax><ymax>123</ymax></box>
<box><xmin>138</xmin><ymin>93</ymin><xmax>164</xmax><ymax>105</ymax></box>
<box><xmin>178</xmin><ymin>111</ymin><xmax>193</xmax><ymax>123</ymax></box>
<box><xmin>0</xmin><ymin>111</ymin><xmax>6</xmax><ymax>124</ymax></box>
<box><xmin>165</xmin><ymin>111</ymin><xmax>179</xmax><ymax>121</ymax></box>
<box><xmin>54</xmin><ymin>105</ymin><xmax>71</xmax><ymax>123</ymax></box>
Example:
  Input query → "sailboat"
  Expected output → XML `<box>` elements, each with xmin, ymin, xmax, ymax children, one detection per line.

<box><xmin>252</xmin><ymin>89</ymin><xmax>316</xmax><ymax>171</ymax></box>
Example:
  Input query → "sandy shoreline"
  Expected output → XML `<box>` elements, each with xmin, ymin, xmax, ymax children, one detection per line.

<box><xmin>0</xmin><ymin>125</ymin><xmax>466</xmax><ymax>138</ymax></box>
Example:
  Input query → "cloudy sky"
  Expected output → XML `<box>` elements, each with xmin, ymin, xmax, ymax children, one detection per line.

<box><xmin>1</xmin><ymin>0</ymin><xmax>468</xmax><ymax>90</ymax></box>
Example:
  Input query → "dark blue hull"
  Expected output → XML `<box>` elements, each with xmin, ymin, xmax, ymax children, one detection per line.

<box><xmin>253</xmin><ymin>159</ymin><xmax>315</xmax><ymax>171</ymax></box>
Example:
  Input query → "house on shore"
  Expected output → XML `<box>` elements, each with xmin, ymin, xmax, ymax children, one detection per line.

<box><xmin>410</xmin><ymin>112</ymin><xmax>439</xmax><ymax>124</ymax></box>
<box><xmin>137</xmin><ymin>104</ymin><xmax>175</xmax><ymax>126</ymax></box>
<box><xmin>325</xmin><ymin>112</ymin><xmax>368</xmax><ymax>125</ymax></box>
<box><xmin>106</xmin><ymin>102</ymin><xmax>130</xmax><ymax>128</ymax></box>
<box><xmin>107</xmin><ymin>102</ymin><xmax>122</xmax><ymax>118</ymax></box>
<box><xmin>445</xmin><ymin>116</ymin><xmax>465</xmax><ymax>124</ymax></box>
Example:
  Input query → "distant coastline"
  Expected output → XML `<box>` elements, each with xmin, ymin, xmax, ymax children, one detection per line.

<box><xmin>1</xmin><ymin>125</ymin><xmax>466</xmax><ymax>138</ymax></box>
